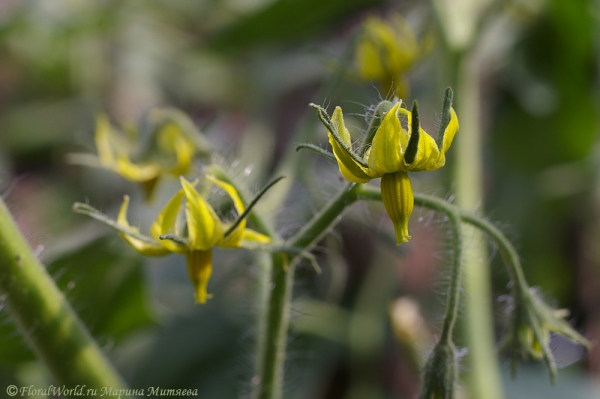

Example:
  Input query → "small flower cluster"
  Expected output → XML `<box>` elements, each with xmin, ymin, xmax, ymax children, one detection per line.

<box><xmin>73</xmin><ymin>110</ymin><xmax>270</xmax><ymax>304</ymax></box>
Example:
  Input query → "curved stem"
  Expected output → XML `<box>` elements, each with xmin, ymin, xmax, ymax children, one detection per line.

<box><xmin>0</xmin><ymin>198</ymin><xmax>129</xmax><ymax>393</ymax></box>
<box><xmin>357</xmin><ymin>186</ymin><xmax>464</xmax><ymax>345</ymax></box>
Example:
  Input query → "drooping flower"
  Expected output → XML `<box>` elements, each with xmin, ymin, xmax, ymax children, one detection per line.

<box><xmin>78</xmin><ymin>175</ymin><xmax>270</xmax><ymax>304</ymax></box>
<box><xmin>313</xmin><ymin>89</ymin><xmax>458</xmax><ymax>244</ymax></box>
<box><xmin>71</xmin><ymin>109</ymin><xmax>209</xmax><ymax>200</ymax></box>
<box><xmin>355</xmin><ymin>14</ymin><xmax>422</xmax><ymax>97</ymax></box>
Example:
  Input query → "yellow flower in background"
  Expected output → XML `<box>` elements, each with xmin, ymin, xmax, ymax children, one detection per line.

<box><xmin>316</xmin><ymin>89</ymin><xmax>458</xmax><ymax>244</ymax></box>
<box><xmin>116</xmin><ymin>175</ymin><xmax>270</xmax><ymax>304</ymax></box>
<box><xmin>95</xmin><ymin>114</ymin><xmax>198</xmax><ymax>200</ymax></box>
<box><xmin>70</xmin><ymin>108</ymin><xmax>209</xmax><ymax>201</ymax></box>
<box><xmin>355</xmin><ymin>14</ymin><xmax>421</xmax><ymax>98</ymax></box>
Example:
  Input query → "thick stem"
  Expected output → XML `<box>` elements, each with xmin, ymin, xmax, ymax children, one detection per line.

<box><xmin>451</xmin><ymin>48</ymin><xmax>503</xmax><ymax>399</ymax></box>
<box><xmin>257</xmin><ymin>183</ymin><xmax>361</xmax><ymax>399</ymax></box>
<box><xmin>257</xmin><ymin>253</ymin><xmax>294</xmax><ymax>399</ymax></box>
<box><xmin>207</xmin><ymin>167</ymin><xmax>279</xmax><ymax>386</ymax></box>
<box><xmin>288</xmin><ymin>183</ymin><xmax>359</xmax><ymax>250</ymax></box>
<box><xmin>0</xmin><ymin>198</ymin><xmax>129</xmax><ymax>394</ymax></box>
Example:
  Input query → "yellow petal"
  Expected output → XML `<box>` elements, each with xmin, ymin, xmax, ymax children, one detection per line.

<box><xmin>150</xmin><ymin>189</ymin><xmax>187</xmax><ymax>253</ymax></box>
<box><xmin>186</xmin><ymin>249</ymin><xmax>214</xmax><ymax>304</ymax></box>
<box><xmin>206</xmin><ymin>175</ymin><xmax>248</xmax><ymax>248</ymax></box>
<box><xmin>416</xmin><ymin>107</ymin><xmax>459</xmax><ymax>171</ymax></box>
<box><xmin>117</xmin><ymin>195</ymin><xmax>169</xmax><ymax>256</ymax></box>
<box><xmin>406</xmin><ymin>128</ymin><xmax>440</xmax><ymax>171</ymax></box>
<box><xmin>206</xmin><ymin>176</ymin><xmax>245</xmax><ymax>216</ymax></box>
<box><xmin>380</xmin><ymin>171</ymin><xmax>414</xmax><ymax>245</ymax></box>
<box><xmin>368</xmin><ymin>102</ymin><xmax>406</xmax><ymax>175</ymax></box>
<box><xmin>180</xmin><ymin>177</ymin><xmax>223</xmax><ymax>250</ymax></box>
<box><xmin>356</xmin><ymin>17</ymin><xmax>397</xmax><ymax>80</ymax></box>
<box><xmin>440</xmin><ymin>107</ymin><xmax>459</xmax><ymax>154</ymax></box>
<box><xmin>95</xmin><ymin>114</ymin><xmax>115</xmax><ymax>166</ymax></box>
<box><xmin>219</xmin><ymin>225</ymin><xmax>245</xmax><ymax>248</ymax></box>
<box><xmin>158</xmin><ymin>123</ymin><xmax>195</xmax><ymax>176</ymax></box>
<box><xmin>356</xmin><ymin>28</ymin><xmax>386</xmax><ymax>80</ymax></box>
<box><xmin>356</xmin><ymin>15</ymin><xmax>419</xmax><ymax>81</ymax></box>
<box><xmin>241</xmin><ymin>228</ymin><xmax>271</xmax><ymax>244</ymax></box>
<box><xmin>328</xmin><ymin>107</ymin><xmax>374</xmax><ymax>183</ymax></box>
<box><xmin>114</xmin><ymin>155</ymin><xmax>161</xmax><ymax>182</ymax></box>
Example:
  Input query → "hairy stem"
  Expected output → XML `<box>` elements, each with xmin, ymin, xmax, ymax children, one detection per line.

<box><xmin>257</xmin><ymin>182</ymin><xmax>361</xmax><ymax>399</ymax></box>
<box><xmin>257</xmin><ymin>253</ymin><xmax>293</xmax><ymax>399</ymax></box>
<box><xmin>0</xmin><ymin>198</ymin><xmax>129</xmax><ymax>393</ymax></box>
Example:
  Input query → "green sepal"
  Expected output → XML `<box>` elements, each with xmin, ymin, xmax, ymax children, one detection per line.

<box><xmin>437</xmin><ymin>87</ymin><xmax>454</xmax><ymax>149</ymax></box>
<box><xmin>404</xmin><ymin>100</ymin><xmax>420</xmax><ymax>165</ymax></box>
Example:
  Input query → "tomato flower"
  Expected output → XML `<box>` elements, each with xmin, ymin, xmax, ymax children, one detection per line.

<box><xmin>113</xmin><ymin>175</ymin><xmax>269</xmax><ymax>303</ymax></box>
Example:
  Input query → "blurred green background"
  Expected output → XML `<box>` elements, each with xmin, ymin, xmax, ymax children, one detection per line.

<box><xmin>0</xmin><ymin>0</ymin><xmax>599</xmax><ymax>398</ymax></box>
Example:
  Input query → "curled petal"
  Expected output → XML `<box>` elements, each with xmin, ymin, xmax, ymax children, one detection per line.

<box><xmin>380</xmin><ymin>171</ymin><xmax>414</xmax><ymax>245</ymax></box>
<box><xmin>158</xmin><ymin>123</ymin><xmax>195</xmax><ymax>176</ymax></box>
<box><xmin>180</xmin><ymin>177</ymin><xmax>223</xmax><ymax>250</ymax></box>
<box><xmin>150</xmin><ymin>189</ymin><xmax>187</xmax><ymax>253</ymax></box>
<box><xmin>114</xmin><ymin>155</ymin><xmax>161</xmax><ymax>182</ymax></box>
<box><xmin>328</xmin><ymin>107</ymin><xmax>373</xmax><ymax>183</ymax></box>
<box><xmin>207</xmin><ymin>175</ymin><xmax>248</xmax><ymax>248</ymax></box>
<box><xmin>117</xmin><ymin>196</ymin><xmax>169</xmax><ymax>256</ymax></box>
<box><xmin>186</xmin><ymin>249</ymin><xmax>214</xmax><ymax>304</ymax></box>
<box><xmin>440</xmin><ymin>107</ymin><xmax>459</xmax><ymax>155</ymax></box>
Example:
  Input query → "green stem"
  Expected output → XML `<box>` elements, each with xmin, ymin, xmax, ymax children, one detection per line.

<box><xmin>206</xmin><ymin>167</ymin><xmax>279</xmax><ymax>387</ymax></box>
<box><xmin>0</xmin><ymin>198</ymin><xmax>129</xmax><ymax>394</ymax></box>
<box><xmin>257</xmin><ymin>182</ymin><xmax>361</xmax><ymax>399</ymax></box>
<box><xmin>451</xmin><ymin>47</ymin><xmax>503</xmax><ymax>399</ymax></box>
<box><xmin>459</xmin><ymin>213</ymin><xmax>528</xmax><ymax>293</ymax></box>
<box><xmin>257</xmin><ymin>253</ymin><xmax>294</xmax><ymax>399</ymax></box>
<box><xmin>288</xmin><ymin>183</ymin><xmax>358</xmax><ymax>250</ymax></box>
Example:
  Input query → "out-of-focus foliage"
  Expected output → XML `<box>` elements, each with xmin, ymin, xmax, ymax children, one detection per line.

<box><xmin>1</xmin><ymin>0</ymin><xmax>600</xmax><ymax>397</ymax></box>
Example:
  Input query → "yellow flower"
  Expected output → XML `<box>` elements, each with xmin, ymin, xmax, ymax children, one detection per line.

<box><xmin>116</xmin><ymin>176</ymin><xmax>270</xmax><ymax>303</ymax></box>
<box><xmin>355</xmin><ymin>14</ymin><xmax>421</xmax><ymax>97</ymax></box>
<box><xmin>89</xmin><ymin>110</ymin><xmax>202</xmax><ymax>200</ymax></box>
<box><xmin>319</xmin><ymin>90</ymin><xmax>458</xmax><ymax>244</ymax></box>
